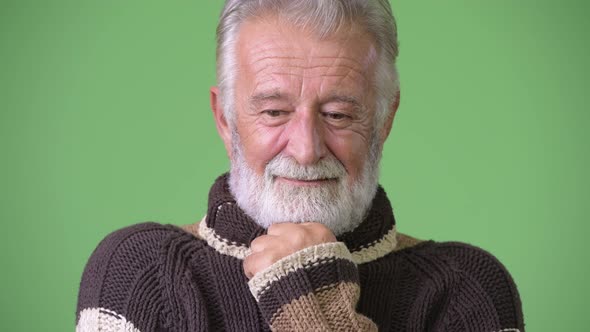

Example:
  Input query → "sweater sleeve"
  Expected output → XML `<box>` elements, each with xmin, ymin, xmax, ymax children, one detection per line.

<box><xmin>247</xmin><ymin>241</ymin><xmax>377</xmax><ymax>331</ymax></box>
<box><xmin>75</xmin><ymin>223</ymin><xmax>171</xmax><ymax>332</ymax></box>
<box><xmin>436</xmin><ymin>242</ymin><xmax>525</xmax><ymax>332</ymax></box>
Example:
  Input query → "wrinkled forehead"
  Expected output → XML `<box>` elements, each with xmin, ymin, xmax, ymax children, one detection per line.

<box><xmin>235</xmin><ymin>15</ymin><xmax>380</xmax><ymax>96</ymax></box>
<box><xmin>238</xmin><ymin>16</ymin><xmax>378</xmax><ymax>64</ymax></box>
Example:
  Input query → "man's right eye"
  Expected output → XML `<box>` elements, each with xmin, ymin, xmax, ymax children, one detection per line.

<box><xmin>263</xmin><ymin>110</ymin><xmax>286</xmax><ymax>117</ymax></box>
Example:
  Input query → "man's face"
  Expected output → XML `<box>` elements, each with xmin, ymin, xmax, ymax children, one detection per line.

<box><xmin>234</xmin><ymin>17</ymin><xmax>379</xmax><ymax>186</ymax></box>
<box><xmin>213</xmin><ymin>16</ymin><xmax>392</xmax><ymax>234</ymax></box>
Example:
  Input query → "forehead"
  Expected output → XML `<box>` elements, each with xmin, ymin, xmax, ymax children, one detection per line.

<box><xmin>234</xmin><ymin>16</ymin><xmax>379</xmax><ymax>99</ymax></box>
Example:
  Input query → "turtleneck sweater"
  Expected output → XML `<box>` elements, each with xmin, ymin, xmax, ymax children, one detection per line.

<box><xmin>76</xmin><ymin>174</ymin><xmax>525</xmax><ymax>331</ymax></box>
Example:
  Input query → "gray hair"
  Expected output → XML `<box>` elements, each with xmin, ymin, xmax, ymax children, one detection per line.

<box><xmin>216</xmin><ymin>0</ymin><xmax>400</xmax><ymax>128</ymax></box>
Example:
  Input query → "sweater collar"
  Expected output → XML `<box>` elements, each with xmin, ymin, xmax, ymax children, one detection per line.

<box><xmin>199</xmin><ymin>173</ymin><xmax>398</xmax><ymax>264</ymax></box>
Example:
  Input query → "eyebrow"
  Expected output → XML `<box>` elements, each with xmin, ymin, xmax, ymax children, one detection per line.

<box><xmin>249</xmin><ymin>91</ymin><xmax>289</xmax><ymax>109</ymax></box>
<box><xmin>323</xmin><ymin>95</ymin><xmax>363</xmax><ymax>109</ymax></box>
<box><xmin>248</xmin><ymin>91</ymin><xmax>364</xmax><ymax>110</ymax></box>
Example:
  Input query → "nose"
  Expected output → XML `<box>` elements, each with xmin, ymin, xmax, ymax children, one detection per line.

<box><xmin>284</xmin><ymin>110</ymin><xmax>327</xmax><ymax>165</ymax></box>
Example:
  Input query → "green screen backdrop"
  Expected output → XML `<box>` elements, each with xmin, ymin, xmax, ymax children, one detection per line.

<box><xmin>1</xmin><ymin>1</ymin><xmax>588</xmax><ymax>331</ymax></box>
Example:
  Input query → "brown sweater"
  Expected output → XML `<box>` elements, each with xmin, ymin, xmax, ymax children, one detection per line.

<box><xmin>76</xmin><ymin>174</ymin><xmax>525</xmax><ymax>331</ymax></box>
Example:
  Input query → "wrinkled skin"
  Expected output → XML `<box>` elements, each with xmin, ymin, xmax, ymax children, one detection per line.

<box><xmin>210</xmin><ymin>15</ymin><xmax>399</xmax><ymax>278</ymax></box>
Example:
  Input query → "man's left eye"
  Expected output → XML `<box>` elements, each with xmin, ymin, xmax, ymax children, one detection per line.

<box><xmin>323</xmin><ymin>112</ymin><xmax>348</xmax><ymax>120</ymax></box>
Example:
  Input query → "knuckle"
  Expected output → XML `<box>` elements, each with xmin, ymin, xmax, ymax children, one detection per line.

<box><xmin>313</xmin><ymin>225</ymin><xmax>335</xmax><ymax>241</ymax></box>
<box><xmin>290</xmin><ymin>229</ymin><xmax>306</xmax><ymax>245</ymax></box>
<box><xmin>250</xmin><ymin>236</ymin><xmax>266</xmax><ymax>252</ymax></box>
<box><xmin>320</xmin><ymin>228</ymin><xmax>334</xmax><ymax>241</ymax></box>
<box><xmin>267</xmin><ymin>223</ymin><xmax>282</xmax><ymax>234</ymax></box>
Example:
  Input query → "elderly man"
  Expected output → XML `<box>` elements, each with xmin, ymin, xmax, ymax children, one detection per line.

<box><xmin>76</xmin><ymin>0</ymin><xmax>524</xmax><ymax>331</ymax></box>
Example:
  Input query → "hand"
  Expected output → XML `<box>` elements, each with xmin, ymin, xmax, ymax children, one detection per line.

<box><xmin>243</xmin><ymin>222</ymin><xmax>337</xmax><ymax>279</ymax></box>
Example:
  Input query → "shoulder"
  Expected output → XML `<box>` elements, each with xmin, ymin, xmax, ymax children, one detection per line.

<box><xmin>76</xmin><ymin>222</ymin><xmax>197</xmax><ymax>331</ymax></box>
<box><xmin>394</xmin><ymin>234</ymin><xmax>518</xmax><ymax>284</ymax></box>
<box><xmin>431</xmin><ymin>240</ymin><xmax>521</xmax><ymax>291</ymax></box>
<box><xmin>402</xmin><ymin>237</ymin><xmax>521</xmax><ymax>299</ymax></box>
<box><xmin>78</xmin><ymin>222</ymin><xmax>182</xmax><ymax>289</ymax></box>
<box><xmin>407</xmin><ymin>238</ymin><xmax>525</xmax><ymax>331</ymax></box>
<box><xmin>87</xmin><ymin>221</ymin><xmax>177</xmax><ymax>256</ymax></box>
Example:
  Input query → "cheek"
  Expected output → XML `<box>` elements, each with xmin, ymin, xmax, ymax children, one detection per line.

<box><xmin>326</xmin><ymin>133</ymin><xmax>371</xmax><ymax>181</ymax></box>
<box><xmin>238</xmin><ymin>125</ymin><xmax>287</xmax><ymax>175</ymax></box>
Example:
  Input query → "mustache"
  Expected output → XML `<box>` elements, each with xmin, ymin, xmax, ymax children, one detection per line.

<box><xmin>265</xmin><ymin>154</ymin><xmax>346</xmax><ymax>181</ymax></box>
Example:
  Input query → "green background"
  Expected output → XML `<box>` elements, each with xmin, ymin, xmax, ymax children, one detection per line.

<box><xmin>1</xmin><ymin>0</ymin><xmax>588</xmax><ymax>331</ymax></box>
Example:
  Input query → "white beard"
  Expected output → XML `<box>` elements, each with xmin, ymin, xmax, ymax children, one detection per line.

<box><xmin>228</xmin><ymin>130</ymin><xmax>382</xmax><ymax>236</ymax></box>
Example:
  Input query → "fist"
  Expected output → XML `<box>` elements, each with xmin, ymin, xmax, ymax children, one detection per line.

<box><xmin>243</xmin><ymin>222</ymin><xmax>337</xmax><ymax>279</ymax></box>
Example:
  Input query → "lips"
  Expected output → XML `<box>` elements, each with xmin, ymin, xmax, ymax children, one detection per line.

<box><xmin>274</xmin><ymin>176</ymin><xmax>338</xmax><ymax>186</ymax></box>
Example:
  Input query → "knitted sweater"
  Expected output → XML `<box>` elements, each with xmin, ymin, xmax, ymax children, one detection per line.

<box><xmin>76</xmin><ymin>174</ymin><xmax>525</xmax><ymax>331</ymax></box>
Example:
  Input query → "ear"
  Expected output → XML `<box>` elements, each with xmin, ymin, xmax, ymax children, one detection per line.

<box><xmin>210</xmin><ymin>86</ymin><xmax>233</xmax><ymax>159</ymax></box>
<box><xmin>380</xmin><ymin>89</ymin><xmax>400</xmax><ymax>144</ymax></box>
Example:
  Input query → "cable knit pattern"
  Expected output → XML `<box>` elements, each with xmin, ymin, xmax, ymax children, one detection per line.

<box><xmin>76</xmin><ymin>173</ymin><xmax>525</xmax><ymax>331</ymax></box>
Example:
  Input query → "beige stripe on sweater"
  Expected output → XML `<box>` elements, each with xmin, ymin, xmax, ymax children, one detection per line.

<box><xmin>269</xmin><ymin>281</ymin><xmax>377</xmax><ymax>332</ymax></box>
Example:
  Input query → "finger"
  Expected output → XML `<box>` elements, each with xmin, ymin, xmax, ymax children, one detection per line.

<box><xmin>243</xmin><ymin>251</ymin><xmax>279</xmax><ymax>279</ymax></box>
<box><xmin>267</xmin><ymin>222</ymin><xmax>302</xmax><ymax>236</ymax></box>
<box><xmin>300</xmin><ymin>222</ymin><xmax>322</xmax><ymax>227</ymax></box>
<box><xmin>243</xmin><ymin>254</ymin><xmax>255</xmax><ymax>279</ymax></box>
<box><xmin>299</xmin><ymin>223</ymin><xmax>337</xmax><ymax>242</ymax></box>
<box><xmin>250</xmin><ymin>235</ymin><xmax>276</xmax><ymax>253</ymax></box>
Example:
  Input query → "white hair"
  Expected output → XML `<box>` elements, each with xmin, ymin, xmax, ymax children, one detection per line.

<box><xmin>215</xmin><ymin>0</ymin><xmax>400</xmax><ymax>128</ymax></box>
